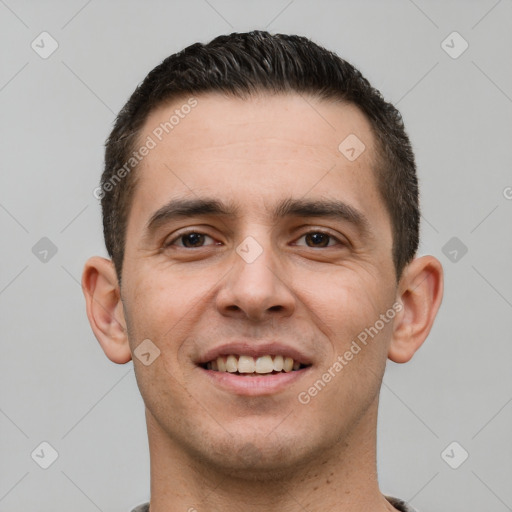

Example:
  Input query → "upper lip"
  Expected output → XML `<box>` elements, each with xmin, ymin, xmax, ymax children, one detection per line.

<box><xmin>196</xmin><ymin>341</ymin><xmax>313</xmax><ymax>366</ymax></box>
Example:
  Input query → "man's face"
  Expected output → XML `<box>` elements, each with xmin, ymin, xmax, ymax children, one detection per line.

<box><xmin>120</xmin><ymin>92</ymin><xmax>397</xmax><ymax>475</ymax></box>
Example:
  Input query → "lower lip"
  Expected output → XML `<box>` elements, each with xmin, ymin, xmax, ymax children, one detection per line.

<box><xmin>198</xmin><ymin>367</ymin><xmax>311</xmax><ymax>396</ymax></box>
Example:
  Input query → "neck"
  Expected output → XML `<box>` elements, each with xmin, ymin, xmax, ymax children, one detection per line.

<box><xmin>144</xmin><ymin>395</ymin><xmax>397</xmax><ymax>512</ymax></box>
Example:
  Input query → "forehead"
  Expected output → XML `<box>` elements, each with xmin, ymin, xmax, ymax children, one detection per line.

<box><xmin>141</xmin><ymin>92</ymin><xmax>375</xmax><ymax>165</ymax></box>
<box><xmin>127</xmin><ymin>92</ymin><xmax>389</xmax><ymax>237</ymax></box>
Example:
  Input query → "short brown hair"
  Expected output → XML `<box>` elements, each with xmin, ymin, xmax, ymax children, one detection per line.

<box><xmin>100</xmin><ymin>30</ymin><xmax>419</xmax><ymax>284</ymax></box>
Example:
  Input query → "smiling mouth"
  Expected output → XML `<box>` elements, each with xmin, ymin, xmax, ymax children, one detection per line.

<box><xmin>199</xmin><ymin>354</ymin><xmax>311</xmax><ymax>375</ymax></box>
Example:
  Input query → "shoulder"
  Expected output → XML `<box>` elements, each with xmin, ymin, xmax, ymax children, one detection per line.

<box><xmin>130</xmin><ymin>497</ymin><xmax>419</xmax><ymax>512</ymax></box>
<box><xmin>130</xmin><ymin>504</ymin><xmax>149</xmax><ymax>512</ymax></box>
<box><xmin>385</xmin><ymin>495</ymin><xmax>421</xmax><ymax>512</ymax></box>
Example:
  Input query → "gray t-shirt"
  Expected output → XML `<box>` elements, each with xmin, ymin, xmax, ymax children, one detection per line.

<box><xmin>130</xmin><ymin>495</ymin><xmax>419</xmax><ymax>511</ymax></box>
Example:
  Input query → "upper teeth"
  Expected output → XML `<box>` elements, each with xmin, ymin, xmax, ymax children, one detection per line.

<box><xmin>205</xmin><ymin>355</ymin><xmax>302</xmax><ymax>373</ymax></box>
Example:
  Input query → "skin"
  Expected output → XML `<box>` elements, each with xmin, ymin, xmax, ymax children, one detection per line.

<box><xmin>82</xmin><ymin>92</ymin><xmax>443</xmax><ymax>512</ymax></box>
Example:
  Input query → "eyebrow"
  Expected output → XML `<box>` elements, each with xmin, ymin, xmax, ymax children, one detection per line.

<box><xmin>144</xmin><ymin>196</ymin><xmax>371</xmax><ymax>238</ymax></box>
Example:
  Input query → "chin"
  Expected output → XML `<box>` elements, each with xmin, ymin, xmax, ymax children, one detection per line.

<box><xmin>188</xmin><ymin>429</ymin><xmax>319</xmax><ymax>481</ymax></box>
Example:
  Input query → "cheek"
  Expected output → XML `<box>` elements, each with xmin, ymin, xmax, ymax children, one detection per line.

<box><xmin>310</xmin><ymin>270</ymin><xmax>390</xmax><ymax>340</ymax></box>
<box><xmin>303</xmin><ymin>282</ymin><xmax>393</xmax><ymax>420</ymax></box>
<box><xmin>123</xmin><ymin>265</ymin><xmax>227</xmax><ymax>381</ymax></box>
<box><xmin>124</xmin><ymin>274</ymin><xmax>196</xmax><ymax>407</ymax></box>
<box><xmin>305</xmin><ymin>269</ymin><xmax>395</xmax><ymax>402</ymax></box>
<box><xmin>122</xmin><ymin>269</ymin><xmax>195</xmax><ymax>357</ymax></box>
<box><xmin>130</xmin><ymin>265</ymin><xmax>196</xmax><ymax>316</ymax></box>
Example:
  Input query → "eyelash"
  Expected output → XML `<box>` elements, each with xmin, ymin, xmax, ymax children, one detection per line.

<box><xmin>165</xmin><ymin>229</ymin><xmax>345</xmax><ymax>249</ymax></box>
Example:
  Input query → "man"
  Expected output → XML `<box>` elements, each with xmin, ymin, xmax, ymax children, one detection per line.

<box><xmin>82</xmin><ymin>31</ymin><xmax>443</xmax><ymax>511</ymax></box>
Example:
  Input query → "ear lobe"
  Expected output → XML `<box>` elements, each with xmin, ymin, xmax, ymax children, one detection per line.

<box><xmin>81</xmin><ymin>256</ymin><xmax>132</xmax><ymax>364</ymax></box>
<box><xmin>388</xmin><ymin>255</ymin><xmax>444</xmax><ymax>363</ymax></box>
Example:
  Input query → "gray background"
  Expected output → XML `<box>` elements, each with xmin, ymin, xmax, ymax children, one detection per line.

<box><xmin>1</xmin><ymin>0</ymin><xmax>511</xmax><ymax>511</ymax></box>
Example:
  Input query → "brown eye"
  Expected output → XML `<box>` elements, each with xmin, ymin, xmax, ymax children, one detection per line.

<box><xmin>305</xmin><ymin>232</ymin><xmax>330</xmax><ymax>247</ymax></box>
<box><xmin>295</xmin><ymin>231</ymin><xmax>342</xmax><ymax>248</ymax></box>
<box><xmin>166</xmin><ymin>232</ymin><xmax>217</xmax><ymax>248</ymax></box>
<box><xmin>181</xmin><ymin>233</ymin><xmax>206</xmax><ymax>247</ymax></box>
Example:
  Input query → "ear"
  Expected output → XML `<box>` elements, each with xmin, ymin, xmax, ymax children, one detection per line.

<box><xmin>388</xmin><ymin>255</ymin><xmax>444</xmax><ymax>363</ymax></box>
<box><xmin>81</xmin><ymin>256</ymin><xmax>132</xmax><ymax>364</ymax></box>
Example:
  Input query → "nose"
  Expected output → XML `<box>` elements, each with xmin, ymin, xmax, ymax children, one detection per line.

<box><xmin>215</xmin><ymin>235</ymin><xmax>296</xmax><ymax>322</ymax></box>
